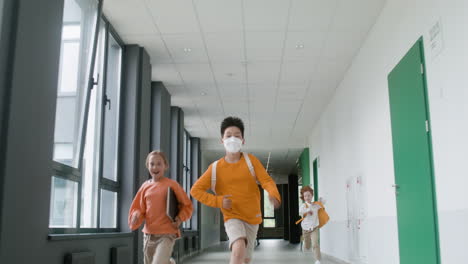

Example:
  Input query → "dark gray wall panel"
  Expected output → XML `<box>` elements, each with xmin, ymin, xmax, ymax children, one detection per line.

<box><xmin>0</xmin><ymin>0</ymin><xmax>17</xmax><ymax>243</ymax></box>
<box><xmin>150</xmin><ymin>81</ymin><xmax>171</xmax><ymax>158</ymax></box>
<box><xmin>170</xmin><ymin>106</ymin><xmax>184</xmax><ymax>183</ymax></box>
<box><xmin>0</xmin><ymin>0</ymin><xmax>64</xmax><ymax>262</ymax></box>
<box><xmin>120</xmin><ymin>45</ymin><xmax>152</xmax><ymax>264</ymax></box>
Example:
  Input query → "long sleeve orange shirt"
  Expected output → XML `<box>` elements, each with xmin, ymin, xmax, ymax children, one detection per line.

<box><xmin>128</xmin><ymin>177</ymin><xmax>193</xmax><ymax>237</ymax></box>
<box><xmin>190</xmin><ymin>153</ymin><xmax>281</xmax><ymax>225</ymax></box>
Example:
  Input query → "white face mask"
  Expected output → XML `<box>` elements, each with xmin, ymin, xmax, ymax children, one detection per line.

<box><xmin>223</xmin><ymin>136</ymin><xmax>243</xmax><ymax>153</ymax></box>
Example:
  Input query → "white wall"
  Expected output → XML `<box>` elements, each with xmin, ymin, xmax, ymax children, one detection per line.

<box><xmin>199</xmin><ymin>152</ymin><xmax>221</xmax><ymax>250</ymax></box>
<box><xmin>308</xmin><ymin>0</ymin><xmax>468</xmax><ymax>263</ymax></box>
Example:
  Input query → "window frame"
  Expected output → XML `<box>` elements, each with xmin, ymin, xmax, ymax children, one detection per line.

<box><xmin>49</xmin><ymin>2</ymin><xmax>126</xmax><ymax>234</ymax></box>
<box><xmin>182</xmin><ymin>129</ymin><xmax>193</xmax><ymax>230</ymax></box>
<box><xmin>262</xmin><ymin>189</ymin><xmax>276</xmax><ymax>228</ymax></box>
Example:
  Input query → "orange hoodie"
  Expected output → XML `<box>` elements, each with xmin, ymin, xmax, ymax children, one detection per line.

<box><xmin>190</xmin><ymin>153</ymin><xmax>281</xmax><ymax>225</ymax></box>
<box><xmin>128</xmin><ymin>177</ymin><xmax>193</xmax><ymax>237</ymax></box>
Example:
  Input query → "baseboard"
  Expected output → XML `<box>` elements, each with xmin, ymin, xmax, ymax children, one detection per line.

<box><xmin>323</xmin><ymin>253</ymin><xmax>350</xmax><ymax>264</ymax></box>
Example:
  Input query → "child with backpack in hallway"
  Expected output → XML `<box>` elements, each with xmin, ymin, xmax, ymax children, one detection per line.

<box><xmin>191</xmin><ymin>116</ymin><xmax>281</xmax><ymax>264</ymax></box>
<box><xmin>128</xmin><ymin>151</ymin><xmax>193</xmax><ymax>264</ymax></box>
<box><xmin>297</xmin><ymin>186</ymin><xmax>329</xmax><ymax>264</ymax></box>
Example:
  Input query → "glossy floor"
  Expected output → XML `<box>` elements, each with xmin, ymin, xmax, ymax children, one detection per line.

<box><xmin>183</xmin><ymin>239</ymin><xmax>346</xmax><ymax>264</ymax></box>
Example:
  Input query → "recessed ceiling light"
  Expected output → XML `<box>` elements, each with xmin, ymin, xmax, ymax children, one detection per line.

<box><xmin>200</xmin><ymin>92</ymin><xmax>207</xmax><ymax>96</ymax></box>
<box><xmin>295</xmin><ymin>44</ymin><xmax>304</xmax><ymax>49</ymax></box>
<box><xmin>183</xmin><ymin>48</ymin><xmax>192</xmax><ymax>52</ymax></box>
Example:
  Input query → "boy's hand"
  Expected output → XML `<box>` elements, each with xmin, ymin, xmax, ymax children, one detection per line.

<box><xmin>172</xmin><ymin>216</ymin><xmax>182</xmax><ymax>228</ymax></box>
<box><xmin>269</xmin><ymin>196</ymin><xmax>281</xmax><ymax>209</ymax></box>
<box><xmin>222</xmin><ymin>195</ymin><xmax>232</xmax><ymax>209</ymax></box>
<box><xmin>131</xmin><ymin>211</ymin><xmax>140</xmax><ymax>225</ymax></box>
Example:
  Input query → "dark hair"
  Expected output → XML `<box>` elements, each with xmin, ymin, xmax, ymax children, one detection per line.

<box><xmin>220</xmin><ymin>116</ymin><xmax>244</xmax><ymax>137</ymax></box>
<box><xmin>300</xmin><ymin>186</ymin><xmax>314</xmax><ymax>201</ymax></box>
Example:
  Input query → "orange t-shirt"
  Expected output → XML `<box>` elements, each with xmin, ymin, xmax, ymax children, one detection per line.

<box><xmin>128</xmin><ymin>177</ymin><xmax>193</xmax><ymax>237</ymax></box>
<box><xmin>190</xmin><ymin>154</ymin><xmax>281</xmax><ymax>225</ymax></box>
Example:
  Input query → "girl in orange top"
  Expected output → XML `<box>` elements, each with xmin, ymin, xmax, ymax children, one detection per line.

<box><xmin>128</xmin><ymin>151</ymin><xmax>193</xmax><ymax>264</ymax></box>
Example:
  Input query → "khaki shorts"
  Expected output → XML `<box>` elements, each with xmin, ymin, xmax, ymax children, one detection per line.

<box><xmin>143</xmin><ymin>234</ymin><xmax>176</xmax><ymax>264</ymax></box>
<box><xmin>225</xmin><ymin>219</ymin><xmax>259</xmax><ymax>260</ymax></box>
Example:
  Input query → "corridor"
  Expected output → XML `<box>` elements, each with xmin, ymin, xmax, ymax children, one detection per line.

<box><xmin>185</xmin><ymin>240</ymin><xmax>344</xmax><ymax>264</ymax></box>
<box><xmin>1</xmin><ymin>0</ymin><xmax>467</xmax><ymax>263</ymax></box>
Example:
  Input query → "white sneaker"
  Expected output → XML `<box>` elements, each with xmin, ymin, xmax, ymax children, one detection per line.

<box><xmin>315</xmin><ymin>261</ymin><xmax>320</xmax><ymax>264</ymax></box>
<box><xmin>169</xmin><ymin>257</ymin><xmax>176</xmax><ymax>264</ymax></box>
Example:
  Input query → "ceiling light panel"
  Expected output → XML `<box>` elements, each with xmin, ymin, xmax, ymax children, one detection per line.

<box><xmin>288</xmin><ymin>0</ymin><xmax>337</xmax><ymax>31</ymax></box>
<box><xmin>194</xmin><ymin>0</ymin><xmax>243</xmax><ymax>33</ymax></box>
<box><xmin>244</xmin><ymin>0</ymin><xmax>290</xmax><ymax>31</ymax></box>
<box><xmin>245</xmin><ymin>32</ymin><xmax>284</xmax><ymax>61</ymax></box>
<box><xmin>103</xmin><ymin>0</ymin><xmax>155</xmax><ymax>35</ymax></box>
<box><xmin>204</xmin><ymin>33</ymin><xmax>244</xmax><ymax>63</ymax></box>
<box><xmin>163</xmin><ymin>34</ymin><xmax>207</xmax><ymax>63</ymax></box>
<box><xmin>146</xmin><ymin>0</ymin><xmax>200</xmax><ymax>34</ymax></box>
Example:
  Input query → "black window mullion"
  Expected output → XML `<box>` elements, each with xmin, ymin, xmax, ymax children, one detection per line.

<box><xmin>52</xmin><ymin>161</ymin><xmax>81</xmax><ymax>182</ymax></box>
<box><xmin>96</xmin><ymin>18</ymin><xmax>110</xmax><ymax>231</ymax></box>
<box><xmin>77</xmin><ymin>180</ymin><xmax>82</xmax><ymax>229</ymax></box>
<box><xmin>112</xmin><ymin>27</ymin><xmax>124</xmax><ymax>232</ymax></box>
<box><xmin>100</xmin><ymin>178</ymin><xmax>119</xmax><ymax>192</ymax></box>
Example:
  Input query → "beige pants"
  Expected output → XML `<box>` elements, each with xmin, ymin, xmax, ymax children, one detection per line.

<box><xmin>303</xmin><ymin>228</ymin><xmax>321</xmax><ymax>261</ymax></box>
<box><xmin>225</xmin><ymin>219</ymin><xmax>259</xmax><ymax>260</ymax></box>
<box><xmin>143</xmin><ymin>234</ymin><xmax>176</xmax><ymax>264</ymax></box>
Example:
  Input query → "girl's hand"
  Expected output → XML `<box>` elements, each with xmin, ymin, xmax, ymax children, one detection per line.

<box><xmin>131</xmin><ymin>211</ymin><xmax>140</xmax><ymax>225</ymax></box>
<box><xmin>172</xmin><ymin>216</ymin><xmax>182</xmax><ymax>228</ymax></box>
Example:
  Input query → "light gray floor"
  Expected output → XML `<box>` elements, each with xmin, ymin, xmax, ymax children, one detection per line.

<box><xmin>183</xmin><ymin>239</ymin><xmax>345</xmax><ymax>264</ymax></box>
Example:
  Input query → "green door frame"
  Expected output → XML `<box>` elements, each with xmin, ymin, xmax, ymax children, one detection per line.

<box><xmin>388</xmin><ymin>37</ymin><xmax>440</xmax><ymax>264</ymax></box>
<box><xmin>312</xmin><ymin>158</ymin><xmax>318</xmax><ymax>201</ymax></box>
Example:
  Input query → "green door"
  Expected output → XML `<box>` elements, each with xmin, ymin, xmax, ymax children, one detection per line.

<box><xmin>387</xmin><ymin>38</ymin><xmax>440</xmax><ymax>264</ymax></box>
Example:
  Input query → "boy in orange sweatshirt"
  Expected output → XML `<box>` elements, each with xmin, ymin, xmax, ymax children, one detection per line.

<box><xmin>129</xmin><ymin>151</ymin><xmax>193</xmax><ymax>264</ymax></box>
<box><xmin>191</xmin><ymin>117</ymin><xmax>281</xmax><ymax>264</ymax></box>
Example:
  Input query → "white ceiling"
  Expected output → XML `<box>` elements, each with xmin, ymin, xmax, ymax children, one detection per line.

<box><xmin>104</xmin><ymin>0</ymin><xmax>386</xmax><ymax>176</ymax></box>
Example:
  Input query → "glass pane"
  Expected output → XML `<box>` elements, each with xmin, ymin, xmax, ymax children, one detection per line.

<box><xmin>100</xmin><ymin>189</ymin><xmax>117</xmax><ymax>228</ymax></box>
<box><xmin>53</xmin><ymin>0</ymin><xmax>99</xmax><ymax>167</ymax></box>
<box><xmin>59</xmin><ymin>40</ymin><xmax>79</xmax><ymax>93</ymax></box>
<box><xmin>49</xmin><ymin>177</ymin><xmax>78</xmax><ymax>228</ymax></box>
<box><xmin>80</xmin><ymin>21</ymin><xmax>105</xmax><ymax>228</ymax></box>
<box><xmin>264</xmin><ymin>190</ymin><xmax>274</xmax><ymax>217</ymax></box>
<box><xmin>80</xmin><ymin>82</ymin><xmax>99</xmax><ymax>227</ymax></box>
<box><xmin>102</xmin><ymin>33</ymin><xmax>122</xmax><ymax>182</ymax></box>
<box><xmin>263</xmin><ymin>219</ymin><xmax>276</xmax><ymax>228</ymax></box>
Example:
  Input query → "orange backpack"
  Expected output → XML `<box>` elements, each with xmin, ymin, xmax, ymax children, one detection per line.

<box><xmin>314</xmin><ymin>201</ymin><xmax>329</xmax><ymax>228</ymax></box>
<box><xmin>295</xmin><ymin>201</ymin><xmax>330</xmax><ymax>228</ymax></box>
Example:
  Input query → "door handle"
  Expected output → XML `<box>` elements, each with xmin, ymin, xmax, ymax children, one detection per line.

<box><xmin>392</xmin><ymin>184</ymin><xmax>400</xmax><ymax>188</ymax></box>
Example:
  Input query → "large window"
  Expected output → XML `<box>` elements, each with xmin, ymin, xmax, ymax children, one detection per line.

<box><xmin>49</xmin><ymin>0</ymin><xmax>123</xmax><ymax>233</ymax></box>
<box><xmin>263</xmin><ymin>190</ymin><xmax>276</xmax><ymax>228</ymax></box>
<box><xmin>53</xmin><ymin>0</ymin><xmax>100</xmax><ymax>167</ymax></box>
